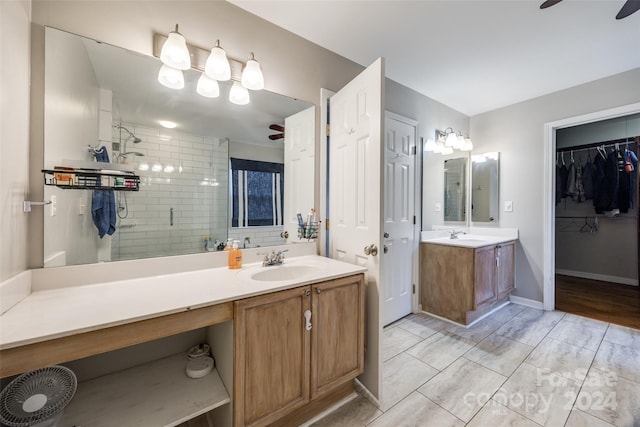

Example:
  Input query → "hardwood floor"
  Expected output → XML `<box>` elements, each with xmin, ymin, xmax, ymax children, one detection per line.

<box><xmin>555</xmin><ymin>274</ymin><xmax>640</xmax><ymax>329</ymax></box>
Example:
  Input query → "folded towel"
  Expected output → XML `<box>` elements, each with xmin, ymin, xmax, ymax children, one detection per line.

<box><xmin>91</xmin><ymin>147</ymin><xmax>116</xmax><ymax>238</ymax></box>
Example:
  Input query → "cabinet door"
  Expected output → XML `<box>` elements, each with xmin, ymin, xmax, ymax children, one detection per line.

<box><xmin>310</xmin><ymin>274</ymin><xmax>365</xmax><ymax>398</ymax></box>
<box><xmin>496</xmin><ymin>241</ymin><xmax>516</xmax><ymax>298</ymax></box>
<box><xmin>474</xmin><ymin>245</ymin><xmax>497</xmax><ymax>308</ymax></box>
<box><xmin>234</xmin><ymin>287</ymin><xmax>311</xmax><ymax>427</ymax></box>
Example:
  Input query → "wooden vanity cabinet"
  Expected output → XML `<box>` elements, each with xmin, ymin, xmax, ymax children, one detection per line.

<box><xmin>233</xmin><ymin>274</ymin><xmax>364</xmax><ymax>427</ymax></box>
<box><xmin>421</xmin><ymin>241</ymin><xmax>515</xmax><ymax>324</ymax></box>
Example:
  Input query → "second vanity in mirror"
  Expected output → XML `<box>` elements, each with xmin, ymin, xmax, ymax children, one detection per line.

<box><xmin>43</xmin><ymin>27</ymin><xmax>315</xmax><ymax>268</ymax></box>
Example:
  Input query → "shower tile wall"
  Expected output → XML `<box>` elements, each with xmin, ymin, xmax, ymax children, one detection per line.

<box><xmin>227</xmin><ymin>225</ymin><xmax>284</xmax><ymax>248</ymax></box>
<box><xmin>111</xmin><ymin>124</ymin><xmax>228</xmax><ymax>261</ymax></box>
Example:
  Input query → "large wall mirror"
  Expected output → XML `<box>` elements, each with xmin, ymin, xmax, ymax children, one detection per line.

<box><xmin>471</xmin><ymin>152</ymin><xmax>499</xmax><ymax>223</ymax></box>
<box><xmin>443</xmin><ymin>157</ymin><xmax>467</xmax><ymax>222</ymax></box>
<box><xmin>43</xmin><ymin>27</ymin><xmax>315</xmax><ymax>267</ymax></box>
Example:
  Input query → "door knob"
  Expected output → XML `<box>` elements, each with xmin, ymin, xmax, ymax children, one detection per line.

<box><xmin>280</xmin><ymin>231</ymin><xmax>289</xmax><ymax>239</ymax></box>
<box><xmin>364</xmin><ymin>244</ymin><xmax>378</xmax><ymax>256</ymax></box>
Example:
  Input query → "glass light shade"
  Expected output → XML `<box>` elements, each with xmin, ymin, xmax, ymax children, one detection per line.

<box><xmin>442</xmin><ymin>146</ymin><xmax>454</xmax><ymax>155</ymax></box>
<box><xmin>433</xmin><ymin>140</ymin><xmax>445</xmax><ymax>154</ymax></box>
<box><xmin>204</xmin><ymin>42</ymin><xmax>231</xmax><ymax>81</ymax></box>
<box><xmin>445</xmin><ymin>131</ymin><xmax>458</xmax><ymax>147</ymax></box>
<box><xmin>241</xmin><ymin>53</ymin><xmax>264</xmax><ymax>90</ymax></box>
<box><xmin>229</xmin><ymin>81</ymin><xmax>250</xmax><ymax>105</ymax></box>
<box><xmin>455</xmin><ymin>134</ymin><xmax>465</xmax><ymax>150</ymax></box>
<box><xmin>462</xmin><ymin>137</ymin><xmax>474</xmax><ymax>151</ymax></box>
<box><xmin>196</xmin><ymin>73</ymin><xmax>220</xmax><ymax>98</ymax></box>
<box><xmin>424</xmin><ymin>138</ymin><xmax>437</xmax><ymax>152</ymax></box>
<box><xmin>157</xmin><ymin>64</ymin><xmax>184</xmax><ymax>89</ymax></box>
<box><xmin>160</xmin><ymin>30</ymin><xmax>191</xmax><ymax>70</ymax></box>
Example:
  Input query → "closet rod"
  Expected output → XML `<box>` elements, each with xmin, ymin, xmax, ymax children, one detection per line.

<box><xmin>556</xmin><ymin>136</ymin><xmax>639</xmax><ymax>153</ymax></box>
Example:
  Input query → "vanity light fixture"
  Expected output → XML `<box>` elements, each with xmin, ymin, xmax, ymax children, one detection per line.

<box><xmin>160</xmin><ymin>25</ymin><xmax>191</xmax><ymax>70</ymax></box>
<box><xmin>196</xmin><ymin>73</ymin><xmax>220</xmax><ymax>98</ymax></box>
<box><xmin>229</xmin><ymin>81</ymin><xmax>250</xmax><ymax>105</ymax></box>
<box><xmin>204</xmin><ymin>40</ymin><xmax>231</xmax><ymax>81</ymax></box>
<box><xmin>241</xmin><ymin>52</ymin><xmax>264</xmax><ymax>90</ymax></box>
<box><xmin>157</xmin><ymin>64</ymin><xmax>184</xmax><ymax>90</ymax></box>
<box><xmin>426</xmin><ymin>128</ymin><xmax>474</xmax><ymax>155</ymax></box>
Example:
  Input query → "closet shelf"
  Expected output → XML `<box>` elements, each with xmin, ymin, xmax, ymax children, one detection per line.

<box><xmin>60</xmin><ymin>352</ymin><xmax>230</xmax><ymax>427</ymax></box>
<box><xmin>42</xmin><ymin>168</ymin><xmax>140</xmax><ymax>191</ymax></box>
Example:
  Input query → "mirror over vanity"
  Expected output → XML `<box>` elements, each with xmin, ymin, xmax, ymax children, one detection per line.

<box><xmin>442</xmin><ymin>152</ymin><xmax>499</xmax><ymax>225</ymax></box>
<box><xmin>43</xmin><ymin>27</ymin><xmax>315</xmax><ymax>267</ymax></box>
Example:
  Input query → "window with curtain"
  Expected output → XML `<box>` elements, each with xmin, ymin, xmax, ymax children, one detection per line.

<box><xmin>230</xmin><ymin>158</ymin><xmax>284</xmax><ymax>227</ymax></box>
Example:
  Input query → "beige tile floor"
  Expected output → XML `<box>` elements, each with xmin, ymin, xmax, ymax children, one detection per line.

<box><xmin>311</xmin><ymin>304</ymin><xmax>640</xmax><ymax>427</ymax></box>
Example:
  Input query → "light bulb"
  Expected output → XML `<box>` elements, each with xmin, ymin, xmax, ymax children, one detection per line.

<box><xmin>157</xmin><ymin>64</ymin><xmax>184</xmax><ymax>89</ymax></box>
<box><xmin>424</xmin><ymin>138</ymin><xmax>437</xmax><ymax>152</ymax></box>
<box><xmin>445</xmin><ymin>131</ymin><xmax>458</xmax><ymax>147</ymax></box>
<box><xmin>160</xmin><ymin>25</ymin><xmax>191</xmax><ymax>70</ymax></box>
<box><xmin>462</xmin><ymin>137</ymin><xmax>474</xmax><ymax>151</ymax></box>
<box><xmin>241</xmin><ymin>53</ymin><xmax>264</xmax><ymax>90</ymax></box>
<box><xmin>196</xmin><ymin>73</ymin><xmax>220</xmax><ymax>98</ymax></box>
<box><xmin>204</xmin><ymin>40</ymin><xmax>231</xmax><ymax>81</ymax></box>
<box><xmin>229</xmin><ymin>81</ymin><xmax>250</xmax><ymax>105</ymax></box>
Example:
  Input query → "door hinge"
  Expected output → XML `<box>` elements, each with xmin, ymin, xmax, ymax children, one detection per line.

<box><xmin>413</xmin><ymin>215</ymin><xmax>416</xmax><ymax>225</ymax></box>
<box><xmin>326</xmin><ymin>124</ymin><xmax>330</xmax><ymax>137</ymax></box>
<box><xmin>325</xmin><ymin>218</ymin><xmax>330</xmax><ymax>231</ymax></box>
<box><xmin>412</xmin><ymin>284</ymin><xmax>416</xmax><ymax>294</ymax></box>
<box><xmin>412</xmin><ymin>145</ymin><xmax>416</xmax><ymax>155</ymax></box>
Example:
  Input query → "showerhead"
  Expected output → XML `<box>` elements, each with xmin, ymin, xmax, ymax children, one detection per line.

<box><xmin>115</xmin><ymin>124</ymin><xmax>142</xmax><ymax>143</ymax></box>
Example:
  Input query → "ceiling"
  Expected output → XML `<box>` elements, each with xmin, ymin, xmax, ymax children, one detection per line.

<box><xmin>229</xmin><ymin>0</ymin><xmax>640</xmax><ymax>116</ymax></box>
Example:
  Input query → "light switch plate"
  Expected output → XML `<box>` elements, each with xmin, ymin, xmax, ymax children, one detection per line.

<box><xmin>435</xmin><ymin>203</ymin><xmax>441</xmax><ymax>212</ymax></box>
<box><xmin>504</xmin><ymin>201</ymin><xmax>513</xmax><ymax>212</ymax></box>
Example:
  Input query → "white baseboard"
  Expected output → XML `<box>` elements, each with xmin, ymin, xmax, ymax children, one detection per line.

<box><xmin>510</xmin><ymin>295</ymin><xmax>544</xmax><ymax>310</ymax></box>
<box><xmin>354</xmin><ymin>378</ymin><xmax>379</xmax><ymax>408</ymax></box>
<box><xmin>298</xmin><ymin>391</ymin><xmax>359</xmax><ymax>427</ymax></box>
<box><xmin>556</xmin><ymin>269</ymin><xmax>638</xmax><ymax>287</ymax></box>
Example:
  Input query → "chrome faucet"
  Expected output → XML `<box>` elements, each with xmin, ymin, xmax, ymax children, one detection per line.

<box><xmin>261</xmin><ymin>249</ymin><xmax>288</xmax><ymax>266</ymax></box>
<box><xmin>449</xmin><ymin>230</ymin><xmax>466</xmax><ymax>239</ymax></box>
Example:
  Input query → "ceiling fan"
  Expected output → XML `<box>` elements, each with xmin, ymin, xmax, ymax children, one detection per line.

<box><xmin>540</xmin><ymin>0</ymin><xmax>640</xmax><ymax>19</ymax></box>
<box><xmin>269</xmin><ymin>124</ymin><xmax>284</xmax><ymax>141</ymax></box>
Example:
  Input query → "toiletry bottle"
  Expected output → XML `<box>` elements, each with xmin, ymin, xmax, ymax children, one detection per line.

<box><xmin>228</xmin><ymin>240</ymin><xmax>242</xmax><ymax>270</ymax></box>
<box><xmin>306</xmin><ymin>208</ymin><xmax>317</xmax><ymax>238</ymax></box>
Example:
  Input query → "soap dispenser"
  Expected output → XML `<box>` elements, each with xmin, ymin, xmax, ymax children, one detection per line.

<box><xmin>228</xmin><ymin>240</ymin><xmax>242</xmax><ymax>270</ymax></box>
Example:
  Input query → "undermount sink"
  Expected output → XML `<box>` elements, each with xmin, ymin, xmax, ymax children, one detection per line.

<box><xmin>248</xmin><ymin>265</ymin><xmax>322</xmax><ymax>282</ymax></box>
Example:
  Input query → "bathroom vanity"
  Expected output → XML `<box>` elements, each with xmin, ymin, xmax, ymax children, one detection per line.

<box><xmin>0</xmin><ymin>254</ymin><xmax>365</xmax><ymax>427</ymax></box>
<box><xmin>420</xmin><ymin>232</ymin><xmax>517</xmax><ymax>325</ymax></box>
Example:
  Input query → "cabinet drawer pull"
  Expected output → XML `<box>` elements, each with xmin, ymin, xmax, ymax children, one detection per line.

<box><xmin>304</xmin><ymin>310</ymin><xmax>312</xmax><ymax>331</ymax></box>
<box><xmin>304</xmin><ymin>289</ymin><xmax>311</xmax><ymax>297</ymax></box>
<box><xmin>316</xmin><ymin>288</ymin><xmax>322</xmax><ymax>294</ymax></box>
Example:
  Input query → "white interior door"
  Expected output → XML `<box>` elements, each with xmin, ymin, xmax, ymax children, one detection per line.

<box><xmin>284</xmin><ymin>106</ymin><xmax>316</xmax><ymax>242</ymax></box>
<box><xmin>382</xmin><ymin>113</ymin><xmax>416</xmax><ymax>326</ymax></box>
<box><xmin>329</xmin><ymin>58</ymin><xmax>384</xmax><ymax>400</ymax></box>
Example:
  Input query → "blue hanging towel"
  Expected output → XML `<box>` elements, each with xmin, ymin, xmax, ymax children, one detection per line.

<box><xmin>91</xmin><ymin>147</ymin><xmax>116</xmax><ymax>238</ymax></box>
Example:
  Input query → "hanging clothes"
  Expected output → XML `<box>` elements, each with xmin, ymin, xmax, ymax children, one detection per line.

<box><xmin>582</xmin><ymin>155</ymin><xmax>594</xmax><ymax>200</ymax></box>
<box><xmin>624</xmin><ymin>148</ymin><xmax>638</xmax><ymax>208</ymax></box>
<box><xmin>573</xmin><ymin>163</ymin><xmax>586</xmax><ymax>203</ymax></box>
<box><xmin>566</xmin><ymin>162</ymin><xmax>577</xmax><ymax>197</ymax></box>
<box><xmin>91</xmin><ymin>147</ymin><xmax>116</xmax><ymax>238</ymax></box>
<box><xmin>616</xmin><ymin>148</ymin><xmax>630</xmax><ymax>213</ymax></box>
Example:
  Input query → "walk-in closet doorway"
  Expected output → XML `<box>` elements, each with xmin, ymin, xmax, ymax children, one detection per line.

<box><xmin>545</xmin><ymin>108</ymin><xmax>640</xmax><ymax>329</ymax></box>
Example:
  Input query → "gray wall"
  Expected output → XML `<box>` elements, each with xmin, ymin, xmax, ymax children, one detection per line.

<box><xmin>470</xmin><ymin>68</ymin><xmax>640</xmax><ymax>302</ymax></box>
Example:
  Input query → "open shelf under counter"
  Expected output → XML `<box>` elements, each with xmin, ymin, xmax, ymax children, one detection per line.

<box><xmin>60</xmin><ymin>352</ymin><xmax>230</xmax><ymax>427</ymax></box>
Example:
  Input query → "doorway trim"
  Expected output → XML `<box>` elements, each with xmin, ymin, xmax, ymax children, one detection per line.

<box><xmin>542</xmin><ymin>102</ymin><xmax>640</xmax><ymax>311</ymax></box>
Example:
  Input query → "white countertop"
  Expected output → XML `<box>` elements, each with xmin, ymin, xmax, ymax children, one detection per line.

<box><xmin>0</xmin><ymin>255</ymin><xmax>366</xmax><ymax>350</ymax></box>
<box><xmin>421</xmin><ymin>227</ymin><xmax>518</xmax><ymax>248</ymax></box>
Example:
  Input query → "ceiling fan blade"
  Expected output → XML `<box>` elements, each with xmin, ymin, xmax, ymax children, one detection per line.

<box><xmin>540</xmin><ymin>0</ymin><xmax>563</xmax><ymax>9</ymax></box>
<box><xmin>616</xmin><ymin>0</ymin><xmax>640</xmax><ymax>19</ymax></box>
<box><xmin>268</xmin><ymin>133</ymin><xmax>284</xmax><ymax>140</ymax></box>
<box><xmin>269</xmin><ymin>124</ymin><xmax>285</xmax><ymax>132</ymax></box>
